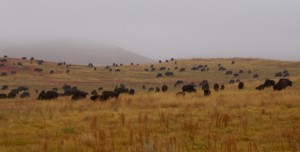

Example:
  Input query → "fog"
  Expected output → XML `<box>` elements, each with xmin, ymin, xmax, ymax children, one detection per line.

<box><xmin>0</xmin><ymin>0</ymin><xmax>299</xmax><ymax>61</ymax></box>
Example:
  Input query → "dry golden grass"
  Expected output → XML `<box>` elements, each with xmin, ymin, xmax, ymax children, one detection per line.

<box><xmin>0</xmin><ymin>58</ymin><xmax>300</xmax><ymax>151</ymax></box>
<box><xmin>0</xmin><ymin>88</ymin><xmax>299</xmax><ymax>152</ymax></box>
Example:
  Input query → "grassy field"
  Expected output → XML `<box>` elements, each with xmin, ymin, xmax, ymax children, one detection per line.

<box><xmin>0</xmin><ymin>57</ymin><xmax>300</xmax><ymax>151</ymax></box>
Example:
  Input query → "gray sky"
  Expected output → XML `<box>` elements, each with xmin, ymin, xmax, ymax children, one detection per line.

<box><xmin>0</xmin><ymin>0</ymin><xmax>300</xmax><ymax>60</ymax></box>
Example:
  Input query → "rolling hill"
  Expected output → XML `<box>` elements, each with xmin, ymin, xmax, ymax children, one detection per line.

<box><xmin>0</xmin><ymin>41</ymin><xmax>155</xmax><ymax>65</ymax></box>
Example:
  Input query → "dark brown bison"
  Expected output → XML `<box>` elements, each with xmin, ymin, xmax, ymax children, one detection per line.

<box><xmin>175</xmin><ymin>80</ymin><xmax>184</xmax><ymax>87</ymax></box>
<box><xmin>165</xmin><ymin>71</ymin><xmax>174</xmax><ymax>77</ymax></box>
<box><xmin>156</xmin><ymin>73</ymin><xmax>163</xmax><ymax>78</ymax></box>
<box><xmin>20</xmin><ymin>92</ymin><xmax>30</xmax><ymax>98</ymax></box>
<box><xmin>213</xmin><ymin>84</ymin><xmax>219</xmax><ymax>92</ymax></box>
<box><xmin>238</xmin><ymin>82</ymin><xmax>244</xmax><ymax>90</ymax></box>
<box><xmin>100</xmin><ymin>91</ymin><xmax>119</xmax><ymax>101</ymax></box>
<box><xmin>129</xmin><ymin>89</ymin><xmax>135</xmax><ymax>95</ymax></box>
<box><xmin>179</xmin><ymin>68</ymin><xmax>185</xmax><ymax>72</ymax></box>
<box><xmin>220</xmin><ymin>85</ymin><xmax>225</xmax><ymax>90</ymax></box>
<box><xmin>162</xmin><ymin>85</ymin><xmax>168</xmax><ymax>92</ymax></box>
<box><xmin>204</xmin><ymin>89</ymin><xmax>211</xmax><ymax>96</ymax></box>
<box><xmin>273</xmin><ymin>79</ymin><xmax>292</xmax><ymax>91</ymax></box>
<box><xmin>182</xmin><ymin>85</ymin><xmax>197</xmax><ymax>93</ymax></box>
<box><xmin>38</xmin><ymin>91</ymin><xmax>58</xmax><ymax>100</ymax></box>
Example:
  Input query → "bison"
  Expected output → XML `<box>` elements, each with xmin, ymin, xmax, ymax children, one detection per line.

<box><xmin>213</xmin><ymin>84</ymin><xmax>219</xmax><ymax>92</ymax></box>
<box><xmin>204</xmin><ymin>89</ymin><xmax>211</xmax><ymax>96</ymax></box>
<box><xmin>156</xmin><ymin>73</ymin><xmax>163</xmax><ymax>78</ymax></box>
<box><xmin>175</xmin><ymin>80</ymin><xmax>184</xmax><ymax>87</ymax></box>
<box><xmin>182</xmin><ymin>85</ymin><xmax>196</xmax><ymax>93</ymax></box>
<box><xmin>20</xmin><ymin>92</ymin><xmax>30</xmax><ymax>98</ymax></box>
<box><xmin>238</xmin><ymin>82</ymin><xmax>244</xmax><ymax>90</ymax></box>
<box><xmin>100</xmin><ymin>91</ymin><xmax>119</xmax><ymax>101</ymax></box>
<box><xmin>273</xmin><ymin>79</ymin><xmax>292</xmax><ymax>91</ymax></box>
<box><xmin>162</xmin><ymin>85</ymin><xmax>168</xmax><ymax>92</ymax></box>
<box><xmin>165</xmin><ymin>71</ymin><xmax>174</xmax><ymax>77</ymax></box>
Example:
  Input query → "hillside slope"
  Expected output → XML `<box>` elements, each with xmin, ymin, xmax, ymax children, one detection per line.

<box><xmin>0</xmin><ymin>42</ymin><xmax>154</xmax><ymax>65</ymax></box>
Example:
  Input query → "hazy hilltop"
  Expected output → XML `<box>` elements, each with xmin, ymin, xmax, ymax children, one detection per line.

<box><xmin>0</xmin><ymin>41</ymin><xmax>154</xmax><ymax>65</ymax></box>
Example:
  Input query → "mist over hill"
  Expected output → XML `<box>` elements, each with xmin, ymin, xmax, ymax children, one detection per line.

<box><xmin>0</xmin><ymin>42</ymin><xmax>155</xmax><ymax>65</ymax></box>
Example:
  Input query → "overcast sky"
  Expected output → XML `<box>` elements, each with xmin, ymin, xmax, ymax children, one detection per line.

<box><xmin>0</xmin><ymin>0</ymin><xmax>299</xmax><ymax>60</ymax></box>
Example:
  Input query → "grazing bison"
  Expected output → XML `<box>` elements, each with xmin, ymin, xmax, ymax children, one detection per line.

<box><xmin>100</xmin><ymin>91</ymin><xmax>119</xmax><ymax>101</ymax></box>
<box><xmin>233</xmin><ymin>73</ymin><xmax>239</xmax><ymax>77</ymax></box>
<box><xmin>229</xmin><ymin>80</ymin><xmax>235</xmax><ymax>84</ymax></box>
<box><xmin>148</xmin><ymin>87</ymin><xmax>154</xmax><ymax>92</ymax></box>
<box><xmin>179</xmin><ymin>68</ymin><xmax>185</xmax><ymax>72</ymax></box>
<box><xmin>20</xmin><ymin>92</ymin><xmax>30</xmax><ymax>98</ymax></box>
<box><xmin>91</xmin><ymin>90</ymin><xmax>98</xmax><ymax>95</ymax></box>
<box><xmin>156</xmin><ymin>73</ymin><xmax>163</xmax><ymax>78</ymax></box>
<box><xmin>88</xmin><ymin>63</ymin><xmax>94</xmax><ymax>68</ymax></box>
<box><xmin>36</xmin><ymin>60</ymin><xmax>44</xmax><ymax>65</ymax></box>
<box><xmin>7</xmin><ymin>90</ymin><xmax>18</xmax><ymax>98</ymax></box>
<box><xmin>238</xmin><ymin>82</ymin><xmax>244</xmax><ymax>90</ymax></box>
<box><xmin>11</xmin><ymin>71</ymin><xmax>17</xmax><ymax>75</ymax></box>
<box><xmin>0</xmin><ymin>94</ymin><xmax>7</xmax><ymax>99</ymax></box>
<box><xmin>176</xmin><ymin>92</ymin><xmax>185</xmax><ymax>96</ymax></box>
<box><xmin>264</xmin><ymin>79</ymin><xmax>276</xmax><ymax>87</ymax></box>
<box><xmin>191</xmin><ymin>67</ymin><xmax>199</xmax><ymax>71</ymax></box>
<box><xmin>1</xmin><ymin>72</ymin><xmax>8</xmax><ymax>76</ymax></box>
<box><xmin>129</xmin><ymin>89</ymin><xmax>135</xmax><ymax>95</ymax></box>
<box><xmin>144</xmin><ymin>68</ymin><xmax>149</xmax><ymax>72</ymax></box>
<box><xmin>159</xmin><ymin>67</ymin><xmax>166</xmax><ymax>71</ymax></box>
<box><xmin>218</xmin><ymin>67</ymin><xmax>226</xmax><ymax>71</ymax></box>
<box><xmin>199</xmin><ymin>80</ymin><xmax>209</xmax><ymax>90</ymax></box>
<box><xmin>220</xmin><ymin>85</ymin><xmax>225</xmax><ymax>90</ymax></box>
<box><xmin>283</xmin><ymin>70</ymin><xmax>290</xmax><ymax>77</ymax></box>
<box><xmin>115</xmin><ymin>69</ymin><xmax>121</xmax><ymax>72</ymax></box>
<box><xmin>98</xmin><ymin>87</ymin><xmax>104</xmax><ymax>91</ymax></box>
<box><xmin>34</xmin><ymin>68</ymin><xmax>43</xmax><ymax>73</ymax></box>
<box><xmin>214</xmin><ymin>84</ymin><xmax>219</xmax><ymax>92</ymax></box>
<box><xmin>2</xmin><ymin>85</ymin><xmax>8</xmax><ymax>90</ymax></box>
<box><xmin>90</xmin><ymin>95</ymin><xmax>99</xmax><ymax>101</ymax></box>
<box><xmin>231</xmin><ymin>61</ymin><xmax>235</xmax><ymax>64</ymax></box>
<box><xmin>142</xmin><ymin>85</ymin><xmax>146</xmax><ymax>90</ymax></box>
<box><xmin>71</xmin><ymin>91</ymin><xmax>88</xmax><ymax>100</ymax></box>
<box><xmin>114</xmin><ymin>87</ymin><xmax>129</xmax><ymax>94</ymax></box>
<box><xmin>155</xmin><ymin>87</ymin><xmax>160</xmax><ymax>92</ymax></box>
<box><xmin>226</xmin><ymin>71</ymin><xmax>233</xmax><ymax>75</ymax></box>
<box><xmin>165</xmin><ymin>71</ymin><xmax>174</xmax><ymax>77</ymax></box>
<box><xmin>182</xmin><ymin>85</ymin><xmax>197</xmax><ymax>93</ymax></box>
<box><xmin>38</xmin><ymin>91</ymin><xmax>58</xmax><ymax>100</ymax></box>
<box><xmin>162</xmin><ymin>85</ymin><xmax>168</xmax><ymax>92</ymax></box>
<box><xmin>50</xmin><ymin>70</ymin><xmax>54</xmax><ymax>74</ymax></box>
<box><xmin>256</xmin><ymin>84</ymin><xmax>265</xmax><ymax>91</ymax></box>
<box><xmin>275</xmin><ymin>72</ymin><xmax>282</xmax><ymax>77</ymax></box>
<box><xmin>239</xmin><ymin>70</ymin><xmax>244</xmax><ymax>74</ymax></box>
<box><xmin>273</xmin><ymin>79</ymin><xmax>292</xmax><ymax>91</ymax></box>
<box><xmin>63</xmin><ymin>85</ymin><xmax>72</xmax><ymax>91</ymax></box>
<box><xmin>18</xmin><ymin>86</ymin><xmax>29</xmax><ymax>92</ymax></box>
<box><xmin>174</xmin><ymin>67</ymin><xmax>178</xmax><ymax>70</ymax></box>
<box><xmin>204</xmin><ymin>89</ymin><xmax>211</xmax><ymax>97</ymax></box>
<box><xmin>175</xmin><ymin>80</ymin><xmax>184</xmax><ymax>87</ymax></box>
<box><xmin>253</xmin><ymin>74</ymin><xmax>259</xmax><ymax>78</ymax></box>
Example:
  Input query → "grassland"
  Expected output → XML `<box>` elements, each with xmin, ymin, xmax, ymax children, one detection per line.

<box><xmin>0</xmin><ymin>57</ymin><xmax>299</xmax><ymax>151</ymax></box>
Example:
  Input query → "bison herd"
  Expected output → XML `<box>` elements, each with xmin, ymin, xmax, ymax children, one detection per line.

<box><xmin>0</xmin><ymin>55</ymin><xmax>296</xmax><ymax>102</ymax></box>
